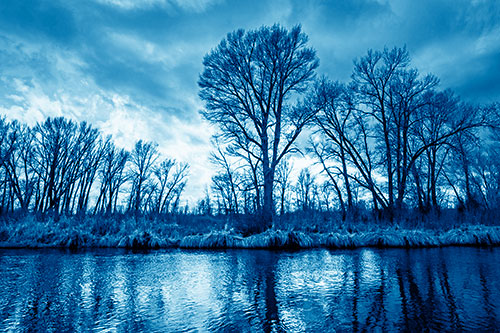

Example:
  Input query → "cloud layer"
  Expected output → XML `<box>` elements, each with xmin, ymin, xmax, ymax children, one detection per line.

<box><xmin>1</xmin><ymin>0</ymin><xmax>499</xmax><ymax>202</ymax></box>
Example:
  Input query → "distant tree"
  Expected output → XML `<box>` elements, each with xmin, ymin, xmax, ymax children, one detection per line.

<box><xmin>195</xmin><ymin>188</ymin><xmax>212</xmax><ymax>216</ymax></box>
<box><xmin>128</xmin><ymin>140</ymin><xmax>159</xmax><ymax>213</ymax></box>
<box><xmin>0</xmin><ymin>116</ymin><xmax>194</xmax><ymax>217</ymax></box>
<box><xmin>3</xmin><ymin>122</ymin><xmax>40</xmax><ymax>213</ymax></box>
<box><xmin>210</xmin><ymin>141</ymin><xmax>241</xmax><ymax>215</ymax></box>
<box><xmin>152</xmin><ymin>158</ymin><xmax>189</xmax><ymax>214</ymax></box>
<box><xmin>199</xmin><ymin>24</ymin><xmax>319</xmax><ymax>229</ymax></box>
<box><xmin>310</xmin><ymin>140</ymin><xmax>348</xmax><ymax>219</ymax></box>
<box><xmin>275</xmin><ymin>157</ymin><xmax>292</xmax><ymax>215</ymax></box>
<box><xmin>31</xmin><ymin>117</ymin><xmax>82</xmax><ymax>214</ymax></box>
<box><xmin>0</xmin><ymin>118</ymin><xmax>18</xmax><ymax>213</ymax></box>
<box><xmin>295</xmin><ymin>167</ymin><xmax>316</xmax><ymax>212</ymax></box>
<box><xmin>0</xmin><ymin>118</ymin><xmax>17</xmax><ymax>167</ymax></box>
<box><xmin>227</xmin><ymin>142</ymin><xmax>262</xmax><ymax>214</ymax></box>
<box><xmin>61</xmin><ymin>121</ymin><xmax>102</xmax><ymax>215</ymax></box>
<box><xmin>319</xmin><ymin>181</ymin><xmax>335</xmax><ymax>212</ymax></box>
<box><xmin>94</xmin><ymin>140</ymin><xmax>129</xmax><ymax>214</ymax></box>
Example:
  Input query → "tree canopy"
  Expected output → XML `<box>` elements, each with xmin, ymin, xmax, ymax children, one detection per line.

<box><xmin>199</xmin><ymin>24</ymin><xmax>319</xmax><ymax>229</ymax></box>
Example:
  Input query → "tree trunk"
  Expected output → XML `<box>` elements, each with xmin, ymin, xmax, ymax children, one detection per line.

<box><xmin>262</xmin><ymin>164</ymin><xmax>274</xmax><ymax>230</ymax></box>
<box><xmin>430</xmin><ymin>149</ymin><xmax>438</xmax><ymax>208</ymax></box>
<box><xmin>340</xmin><ymin>145</ymin><xmax>353</xmax><ymax>209</ymax></box>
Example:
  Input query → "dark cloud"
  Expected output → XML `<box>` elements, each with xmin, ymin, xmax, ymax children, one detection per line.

<box><xmin>82</xmin><ymin>44</ymin><xmax>168</xmax><ymax>100</ymax></box>
<box><xmin>0</xmin><ymin>0</ymin><xmax>76</xmax><ymax>43</ymax></box>
<box><xmin>1</xmin><ymin>0</ymin><xmax>499</xmax><ymax>109</ymax></box>
<box><xmin>448</xmin><ymin>50</ymin><xmax>500</xmax><ymax>103</ymax></box>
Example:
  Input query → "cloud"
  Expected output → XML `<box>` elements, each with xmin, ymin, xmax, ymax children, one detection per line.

<box><xmin>94</xmin><ymin>0</ymin><xmax>221</xmax><ymax>12</ymax></box>
<box><xmin>0</xmin><ymin>66</ymin><xmax>213</xmax><ymax>204</ymax></box>
<box><xmin>1</xmin><ymin>0</ymin><xmax>499</xmax><ymax>204</ymax></box>
<box><xmin>0</xmin><ymin>0</ymin><xmax>76</xmax><ymax>43</ymax></box>
<box><xmin>0</xmin><ymin>30</ymin><xmax>213</xmax><ymax>203</ymax></box>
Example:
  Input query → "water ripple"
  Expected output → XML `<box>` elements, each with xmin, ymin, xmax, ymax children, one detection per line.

<box><xmin>0</xmin><ymin>247</ymin><xmax>499</xmax><ymax>331</ymax></box>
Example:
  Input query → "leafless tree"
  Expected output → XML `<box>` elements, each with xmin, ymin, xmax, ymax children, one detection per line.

<box><xmin>61</xmin><ymin>122</ymin><xmax>102</xmax><ymax>215</ymax></box>
<box><xmin>275</xmin><ymin>157</ymin><xmax>292</xmax><ymax>215</ymax></box>
<box><xmin>0</xmin><ymin>118</ymin><xmax>19</xmax><ymax>213</ymax></box>
<box><xmin>1</xmin><ymin>121</ymin><xmax>36</xmax><ymax>212</ymax></box>
<box><xmin>352</xmin><ymin>47</ymin><xmax>413</xmax><ymax>209</ymax></box>
<box><xmin>410</xmin><ymin>90</ymin><xmax>457</xmax><ymax>210</ymax></box>
<box><xmin>151</xmin><ymin>158</ymin><xmax>189</xmax><ymax>214</ymax></box>
<box><xmin>31</xmin><ymin>117</ymin><xmax>83</xmax><ymax>214</ymax></box>
<box><xmin>295</xmin><ymin>167</ymin><xmax>316</xmax><ymax>212</ymax></box>
<box><xmin>312</xmin><ymin>80</ymin><xmax>357</xmax><ymax>213</ymax></box>
<box><xmin>94</xmin><ymin>140</ymin><xmax>129</xmax><ymax>214</ymax></box>
<box><xmin>128</xmin><ymin>140</ymin><xmax>159</xmax><ymax>213</ymax></box>
<box><xmin>199</xmin><ymin>24</ymin><xmax>319</xmax><ymax>229</ymax></box>
<box><xmin>311</xmin><ymin>47</ymin><xmax>485</xmax><ymax>216</ymax></box>
<box><xmin>313</xmin><ymin>79</ymin><xmax>387</xmax><ymax>212</ymax></box>
<box><xmin>210</xmin><ymin>141</ymin><xmax>241</xmax><ymax>215</ymax></box>
<box><xmin>443</xmin><ymin>110</ymin><xmax>483</xmax><ymax>210</ymax></box>
<box><xmin>226</xmin><ymin>143</ymin><xmax>262</xmax><ymax>215</ymax></box>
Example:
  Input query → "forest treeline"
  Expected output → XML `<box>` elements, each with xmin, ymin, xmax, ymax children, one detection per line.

<box><xmin>1</xmin><ymin>24</ymin><xmax>500</xmax><ymax>232</ymax></box>
<box><xmin>0</xmin><ymin>117</ymin><xmax>189</xmax><ymax>216</ymax></box>
<box><xmin>199</xmin><ymin>25</ymin><xmax>500</xmax><ymax>230</ymax></box>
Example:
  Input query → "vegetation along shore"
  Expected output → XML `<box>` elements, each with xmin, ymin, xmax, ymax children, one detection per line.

<box><xmin>1</xmin><ymin>25</ymin><xmax>499</xmax><ymax>249</ymax></box>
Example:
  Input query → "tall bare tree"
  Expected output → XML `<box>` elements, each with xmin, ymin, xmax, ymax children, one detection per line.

<box><xmin>94</xmin><ymin>140</ymin><xmax>129</xmax><ymax>214</ymax></box>
<box><xmin>0</xmin><ymin>118</ymin><xmax>19</xmax><ymax>213</ymax></box>
<box><xmin>310</xmin><ymin>46</ymin><xmax>485</xmax><ymax>215</ymax></box>
<box><xmin>128</xmin><ymin>140</ymin><xmax>158</xmax><ymax>213</ymax></box>
<box><xmin>295</xmin><ymin>167</ymin><xmax>316</xmax><ymax>211</ymax></box>
<box><xmin>210</xmin><ymin>141</ymin><xmax>241</xmax><ymax>215</ymax></box>
<box><xmin>352</xmin><ymin>47</ymin><xmax>412</xmax><ymax>209</ymax></box>
<box><xmin>31</xmin><ymin>117</ymin><xmax>82</xmax><ymax>214</ymax></box>
<box><xmin>152</xmin><ymin>158</ymin><xmax>189</xmax><ymax>214</ymax></box>
<box><xmin>412</xmin><ymin>90</ymin><xmax>457</xmax><ymax>210</ymax></box>
<box><xmin>275</xmin><ymin>157</ymin><xmax>292</xmax><ymax>215</ymax></box>
<box><xmin>199</xmin><ymin>24</ymin><xmax>319</xmax><ymax>229</ymax></box>
<box><xmin>3</xmin><ymin>122</ymin><xmax>36</xmax><ymax>212</ymax></box>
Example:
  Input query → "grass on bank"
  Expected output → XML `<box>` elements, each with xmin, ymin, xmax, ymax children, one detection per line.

<box><xmin>0</xmin><ymin>209</ymin><xmax>500</xmax><ymax>249</ymax></box>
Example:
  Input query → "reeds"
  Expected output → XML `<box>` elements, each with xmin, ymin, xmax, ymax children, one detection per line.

<box><xmin>1</xmin><ymin>215</ymin><xmax>500</xmax><ymax>249</ymax></box>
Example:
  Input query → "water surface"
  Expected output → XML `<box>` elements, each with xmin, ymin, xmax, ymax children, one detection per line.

<box><xmin>1</xmin><ymin>247</ymin><xmax>499</xmax><ymax>332</ymax></box>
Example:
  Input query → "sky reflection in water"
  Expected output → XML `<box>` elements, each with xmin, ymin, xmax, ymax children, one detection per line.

<box><xmin>0</xmin><ymin>247</ymin><xmax>499</xmax><ymax>332</ymax></box>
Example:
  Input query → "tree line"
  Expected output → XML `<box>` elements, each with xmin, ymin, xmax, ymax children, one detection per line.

<box><xmin>199</xmin><ymin>24</ymin><xmax>500</xmax><ymax>229</ymax></box>
<box><xmin>1</xmin><ymin>24</ymin><xmax>499</xmax><ymax>230</ymax></box>
<box><xmin>0</xmin><ymin>117</ymin><xmax>189</xmax><ymax>216</ymax></box>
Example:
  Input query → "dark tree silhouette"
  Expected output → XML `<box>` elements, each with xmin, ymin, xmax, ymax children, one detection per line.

<box><xmin>151</xmin><ymin>158</ymin><xmax>189</xmax><ymax>214</ymax></box>
<box><xmin>32</xmin><ymin>117</ymin><xmax>80</xmax><ymax>214</ymax></box>
<box><xmin>94</xmin><ymin>140</ymin><xmax>129</xmax><ymax>214</ymax></box>
<box><xmin>199</xmin><ymin>24</ymin><xmax>319</xmax><ymax>230</ymax></box>
<box><xmin>311</xmin><ymin>47</ymin><xmax>485</xmax><ymax>218</ymax></box>
<box><xmin>296</xmin><ymin>167</ymin><xmax>316</xmax><ymax>212</ymax></box>
<box><xmin>275</xmin><ymin>157</ymin><xmax>292</xmax><ymax>215</ymax></box>
<box><xmin>352</xmin><ymin>47</ymin><xmax>413</xmax><ymax>210</ymax></box>
<box><xmin>128</xmin><ymin>140</ymin><xmax>159</xmax><ymax>213</ymax></box>
<box><xmin>210</xmin><ymin>141</ymin><xmax>241</xmax><ymax>215</ymax></box>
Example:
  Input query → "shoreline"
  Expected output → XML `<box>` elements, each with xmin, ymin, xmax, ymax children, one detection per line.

<box><xmin>1</xmin><ymin>225</ymin><xmax>499</xmax><ymax>250</ymax></box>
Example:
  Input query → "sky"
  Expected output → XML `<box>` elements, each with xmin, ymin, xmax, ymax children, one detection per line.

<box><xmin>0</xmin><ymin>0</ymin><xmax>499</xmax><ymax>204</ymax></box>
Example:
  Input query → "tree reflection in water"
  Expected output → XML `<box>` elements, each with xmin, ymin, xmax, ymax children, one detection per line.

<box><xmin>0</xmin><ymin>247</ymin><xmax>499</xmax><ymax>331</ymax></box>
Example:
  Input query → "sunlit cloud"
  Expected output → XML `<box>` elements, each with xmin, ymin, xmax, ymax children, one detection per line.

<box><xmin>94</xmin><ymin>0</ymin><xmax>222</xmax><ymax>12</ymax></box>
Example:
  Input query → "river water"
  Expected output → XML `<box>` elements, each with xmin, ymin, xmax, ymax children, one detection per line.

<box><xmin>0</xmin><ymin>247</ymin><xmax>499</xmax><ymax>332</ymax></box>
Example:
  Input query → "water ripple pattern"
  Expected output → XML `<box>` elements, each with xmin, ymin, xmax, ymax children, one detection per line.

<box><xmin>0</xmin><ymin>247</ymin><xmax>499</xmax><ymax>332</ymax></box>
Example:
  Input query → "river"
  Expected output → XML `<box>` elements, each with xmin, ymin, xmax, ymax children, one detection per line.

<box><xmin>1</xmin><ymin>247</ymin><xmax>499</xmax><ymax>332</ymax></box>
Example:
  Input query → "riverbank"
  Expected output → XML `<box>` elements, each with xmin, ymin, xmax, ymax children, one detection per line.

<box><xmin>1</xmin><ymin>215</ymin><xmax>499</xmax><ymax>249</ymax></box>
